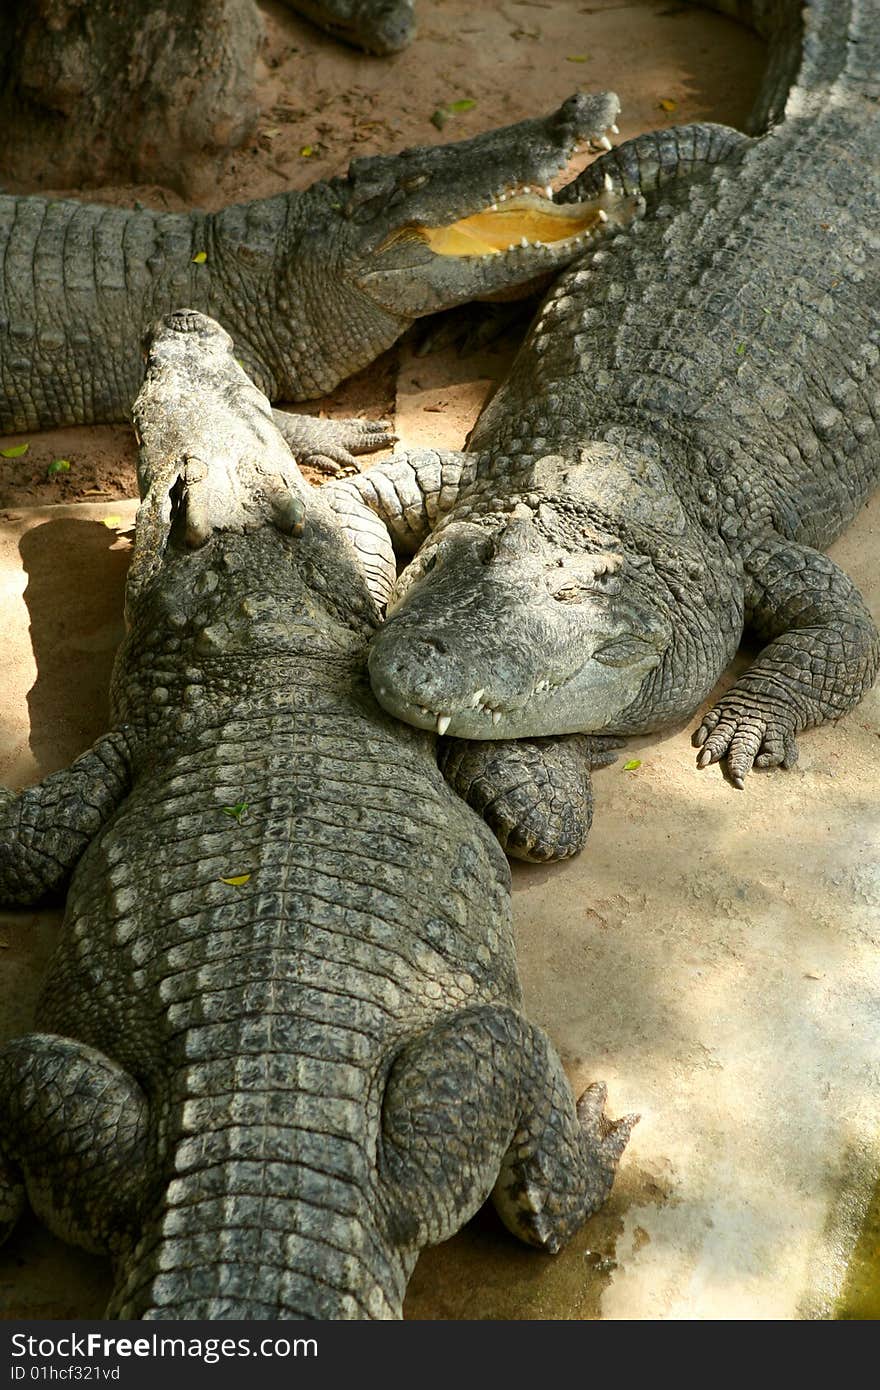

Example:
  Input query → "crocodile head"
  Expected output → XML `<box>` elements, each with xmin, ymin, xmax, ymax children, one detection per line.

<box><xmin>368</xmin><ymin>445</ymin><xmax>742</xmax><ymax>738</ymax></box>
<box><xmin>124</xmin><ymin>311</ymin><xmax>377</xmax><ymax>664</ymax></box>
<box><xmin>268</xmin><ymin>91</ymin><xmax>632</xmax><ymax>395</ymax></box>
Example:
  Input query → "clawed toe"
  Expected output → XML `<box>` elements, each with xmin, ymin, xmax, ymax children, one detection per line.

<box><xmin>577</xmin><ymin>1082</ymin><xmax>639</xmax><ymax>1179</ymax></box>
<box><xmin>693</xmin><ymin>700</ymin><xmax>799</xmax><ymax>787</ymax></box>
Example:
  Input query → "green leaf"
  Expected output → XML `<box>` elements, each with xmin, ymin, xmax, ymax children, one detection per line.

<box><xmin>659</xmin><ymin>98</ymin><xmax>677</xmax><ymax>113</ymax></box>
<box><xmin>192</xmin><ymin>250</ymin><xmax>207</xmax><ymax>264</ymax></box>
<box><xmin>448</xmin><ymin>98</ymin><xmax>476</xmax><ymax>112</ymax></box>
<box><xmin>566</xmin><ymin>54</ymin><xmax>590</xmax><ymax>63</ymax></box>
<box><xmin>47</xmin><ymin>459</ymin><xmax>70</xmax><ymax>476</ymax></box>
<box><xmin>0</xmin><ymin>442</ymin><xmax>28</xmax><ymax>458</ymax></box>
<box><xmin>220</xmin><ymin>873</ymin><xmax>251</xmax><ymax>887</ymax></box>
<box><xmin>735</xmin><ymin>342</ymin><xmax>747</xmax><ymax>355</ymax></box>
<box><xmin>221</xmin><ymin>801</ymin><xmax>248</xmax><ymax>824</ymax></box>
<box><xmin>299</xmin><ymin>144</ymin><xmax>315</xmax><ymax>157</ymax></box>
<box><xmin>430</xmin><ymin>108</ymin><xmax>448</xmax><ymax>130</ymax></box>
<box><xmin>623</xmin><ymin>759</ymin><xmax>642</xmax><ymax>771</ymax></box>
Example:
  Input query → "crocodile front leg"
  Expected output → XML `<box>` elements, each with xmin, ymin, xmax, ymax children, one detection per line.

<box><xmin>0</xmin><ymin>732</ymin><xmax>131</xmax><ymax>906</ymax></box>
<box><xmin>438</xmin><ymin>734</ymin><xmax>622</xmax><ymax>863</ymax></box>
<box><xmin>0</xmin><ymin>1034</ymin><xmax>148</xmax><ymax>1253</ymax></box>
<box><xmin>271</xmin><ymin>409</ymin><xmax>395</xmax><ymax>475</ymax></box>
<box><xmin>693</xmin><ymin>536</ymin><xmax>880</xmax><ymax>786</ymax></box>
<box><xmin>380</xmin><ymin>1005</ymin><xmax>635</xmax><ymax>1254</ymax></box>
<box><xmin>323</xmin><ymin>448</ymin><xmax>476</xmax><ymax>606</ymax></box>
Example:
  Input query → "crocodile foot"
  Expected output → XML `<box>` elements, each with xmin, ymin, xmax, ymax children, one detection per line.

<box><xmin>693</xmin><ymin>693</ymin><xmax>799</xmax><ymax>788</ymax></box>
<box><xmin>272</xmin><ymin>410</ymin><xmax>396</xmax><ymax>475</ymax></box>
<box><xmin>575</xmin><ymin>1081</ymin><xmax>639</xmax><ymax>1213</ymax></box>
<box><xmin>439</xmin><ymin>732</ymin><xmax>623</xmax><ymax>862</ymax></box>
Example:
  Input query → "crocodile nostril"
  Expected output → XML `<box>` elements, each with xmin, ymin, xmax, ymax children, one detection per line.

<box><xmin>415</xmin><ymin>636</ymin><xmax>449</xmax><ymax>658</ymax></box>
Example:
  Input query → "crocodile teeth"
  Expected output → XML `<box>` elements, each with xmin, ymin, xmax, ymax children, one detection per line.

<box><xmin>598</xmin><ymin>134</ymin><xmax>613</xmax><ymax>151</ymax></box>
<box><xmin>545</xmin><ymin>185</ymin><xmax>553</xmax><ymax>200</ymax></box>
<box><xmin>520</xmin><ymin>235</ymin><xmax>529</xmax><ymax>248</ymax></box>
<box><xmin>598</xmin><ymin>209</ymin><xmax>608</xmax><ymax>223</ymax></box>
<box><xmin>610</xmin><ymin>123</ymin><xmax>620</xmax><ymax>135</ymax></box>
<box><xmin>603</xmin><ymin>172</ymin><xmax>614</xmax><ymax>192</ymax></box>
<box><xmin>491</xmin><ymin>710</ymin><xmax>502</xmax><ymax>726</ymax></box>
<box><xmin>419</xmin><ymin>705</ymin><xmax>431</xmax><ymax>717</ymax></box>
<box><xmin>471</xmin><ymin>689</ymin><xmax>485</xmax><ymax>707</ymax></box>
<box><xmin>436</xmin><ymin>713</ymin><xmax>452</xmax><ymax>736</ymax></box>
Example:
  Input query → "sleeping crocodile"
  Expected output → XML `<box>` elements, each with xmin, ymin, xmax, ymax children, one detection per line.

<box><xmin>0</xmin><ymin>310</ymin><xmax>633</xmax><ymax>1319</ymax></box>
<box><xmin>329</xmin><ymin>0</ymin><xmax>879</xmax><ymax>857</ymax></box>
<box><xmin>0</xmin><ymin>92</ymin><xmax>622</xmax><ymax>437</ymax></box>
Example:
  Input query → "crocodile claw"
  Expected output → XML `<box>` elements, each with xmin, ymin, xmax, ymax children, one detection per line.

<box><xmin>693</xmin><ymin>696</ymin><xmax>799</xmax><ymax>787</ymax></box>
<box><xmin>577</xmin><ymin>1081</ymin><xmax>639</xmax><ymax>1203</ymax></box>
<box><xmin>272</xmin><ymin>410</ymin><xmax>396</xmax><ymax>476</ymax></box>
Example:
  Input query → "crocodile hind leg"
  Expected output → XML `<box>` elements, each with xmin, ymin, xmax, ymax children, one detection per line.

<box><xmin>438</xmin><ymin>733</ymin><xmax>622</xmax><ymax>862</ymax></box>
<box><xmin>0</xmin><ymin>1034</ymin><xmax>148</xmax><ymax>1253</ymax></box>
<box><xmin>380</xmin><ymin>1005</ymin><xmax>636</xmax><ymax>1253</ymax></box>
<box><xmin>694</xmin><ymin>536</ymin><xmax>880</xmax><ymax>786</ymax></box>
<box><xmin>0</xmin><ymin>731</ymin><xmax>131</xmax><ymax>906</ymax></box>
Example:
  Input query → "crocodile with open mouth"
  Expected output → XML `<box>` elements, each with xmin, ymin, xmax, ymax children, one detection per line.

<box><xmin>0</xmin><ymin>93</ymin><xmax>623</xmax><ymax>443</ymax></box>
<box><xmin>328</xmin><ymin>0</ymin><xmax>878</xmax><ymax>858</ymax></box>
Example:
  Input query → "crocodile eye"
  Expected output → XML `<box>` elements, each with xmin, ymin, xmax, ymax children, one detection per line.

<box><xmin>593</xmin><ymin>635</ymin><xmax>653</xmax><ymax>667</ymax></box>
<box><xmin>421</xmin><ymin>551</ymin><xmax>437</xmax><ymax>573</ymax></box>
<box><xmin>399</xmin><ymin>173</ymin><xmax>429</xmax><ymax>192</ymax></box>
<box><xmin>550</xmin><ymin>584</ymin><xmax>587</xmax><ymax>603</ymax></box>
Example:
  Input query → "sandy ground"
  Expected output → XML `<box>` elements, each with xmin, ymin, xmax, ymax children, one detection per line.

<box><xmin>1</xmin><ymin>0</ymin><xmax>878</xmax><ymax>1321</ymax></box>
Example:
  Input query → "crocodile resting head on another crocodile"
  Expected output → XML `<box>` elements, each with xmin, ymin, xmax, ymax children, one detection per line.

<box><xmin>365</xmin><ymin>0</ymin><xmax>880</xmax><ymax>793</ymax></box>
<box><xmin>0</xmin><ymin>310</ymin><xmax>635</xmax><ymax>1318</ymax></box>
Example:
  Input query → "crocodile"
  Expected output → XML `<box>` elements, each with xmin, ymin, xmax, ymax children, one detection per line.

<box><xmin>0</xmin><ymin>310</ymin><xmax>633</xmax><ymax>1319</ymax></box>
<box><xmin>0</xmin><ymin>92</ymin><xmax>623</xmax><ymax>437</ymax></box>
<box><xmin>333</xmin><ymin>0</ymin><xmax>879</xmax><ymax>852</ymax></box>
<box><xmin>283</xmin><ymin>0</ymin><xmax>417</xmax><ymax>53</ymax></box>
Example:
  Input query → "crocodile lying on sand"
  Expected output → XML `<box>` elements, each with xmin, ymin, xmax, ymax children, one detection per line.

<box><xmin>0</xmin><ymin>92</ymin><xmax>622</xmax><ymax>439</ymax></box>
<box><xmin>0</xmin><ymin>311</ymin><xmax>633</xmax><ymax>1319</ymax></box>
<box><xmin>330</xmin><ymin>0</ymin><xmax>878</xmax><ymax>857</ymax></box>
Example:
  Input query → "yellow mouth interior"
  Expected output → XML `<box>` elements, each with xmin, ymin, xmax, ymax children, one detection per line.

<box><xmin>419</xmin><ymin>195</ymin><xmax>609</xmax><ymax>257</ymax></box>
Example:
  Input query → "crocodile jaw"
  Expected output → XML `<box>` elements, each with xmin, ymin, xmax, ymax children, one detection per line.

<box><xmin>367</xmin><ymin>518</ymin><xmax>669</xmax><ymax>739</ymax></box>
<box><xmin>344</xmin><ymin>89</ymin><xmax>630</xmax><ymax>315</ymax></box>
<box><xmin>359</xmin><ymin>186</ymin><xmax>641</xmax><ymax>314</ymax></box>
<box><xmin>369</xmin><ymin>644</ymin><xmax>663</xmax><ymax>740</ymax></box>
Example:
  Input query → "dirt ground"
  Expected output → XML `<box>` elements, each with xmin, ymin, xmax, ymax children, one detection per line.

<box><xmin>2</xmin><ymin>0</ymin><xmax>878</xmax><ymax>1322</ymax></box>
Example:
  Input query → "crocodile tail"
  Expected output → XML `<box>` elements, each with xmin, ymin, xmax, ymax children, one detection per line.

<box><xmin>103</xmin><ymin>1061</ymin><xmax>410</xmax><ymax>1320</ymax></box>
